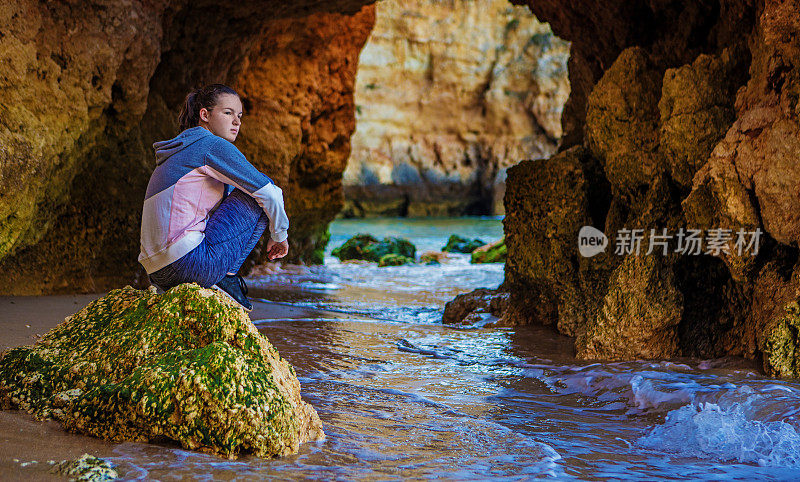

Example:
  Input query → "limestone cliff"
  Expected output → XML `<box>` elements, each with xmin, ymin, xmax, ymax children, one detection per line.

<box><xmin>341</xmin><ymin>0</ymin><xmax>569</xmax><ymax>217</ymax></box>
<box><xmin>484</xmin><ymin>0</ymin><xmax>800</xmax><ymax>374</ymax></box>
<box><xmin>0</xmin><ymin>1</ymin><xmax>374</xmax><ymax>294</ymax></box>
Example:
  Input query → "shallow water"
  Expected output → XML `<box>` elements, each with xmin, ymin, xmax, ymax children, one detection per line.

<box><xmin>12</xmin><ymin>217</ymin><xmax>800</xmax><ymax>480</ymax></box>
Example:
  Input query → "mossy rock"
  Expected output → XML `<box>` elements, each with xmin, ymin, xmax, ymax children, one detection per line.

<box><xmin>763</xmin><ymin>300</ymin><xmax>800</xmax><ymax>378</ymax></box>
<box><xmin>441</xmin><ymin>235</ymin><xmax>485</xmax><ymax>253</ymax></box>
<box><xmin>378</xmin><ymin>253</ymin><xmax>414</xmax><ymax>267</ymax></box>
<box><xmin>51</xmin><ymin>454</ymin><xmax>118</xmax><ymax>481</ymax></box>
<box><xmin>471</xmin><ymin>239</ymin><xmax>507</xmax><ymax>263</ymax></box>
<box><xmin>331</xmin><ymin>233</ymin><xmax>415</xmax><ymax>262</ymax></box>
<box><xmin>0</xmin><ymin>284</ymin><xmax>323</xmax><ymax>459</ymax></box>
<box><xmin>308</xmin><ymin>228</ymin><xmax>331</xmax><ymax>265</ymax></box>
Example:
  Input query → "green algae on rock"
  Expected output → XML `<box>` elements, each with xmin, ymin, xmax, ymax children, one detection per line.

<box><xmin>763</xmin><ymin>300</ymin><xmax>800</xmax><ymax>379</ymax></box>
<box><xmin>470</xmin><ymin>238</ymin><xmax>507</xmax><ymax>264</ymax></box>
<box><xmin>51</xmin><ymin>454</ymin><xmax>118</xmax><ymax>481</ymax></box>
<box><xmin>331</xmin><ymin>234</ymin><xmax>416</xmax><ymax>262</ymax></box>
<box><xmin>442</xmin><ymin>235</ymin><xmax>485</xmax><ymax>254</ymax></box>
<box><xmin>0</xmin><ymin>284</ymin><xmax>324</xmax><ymax>459</ymax></box>
<box><xmin>377</xmin><ymin>253</ymin><xmax>414</xmax><ymax>267</ymax></box>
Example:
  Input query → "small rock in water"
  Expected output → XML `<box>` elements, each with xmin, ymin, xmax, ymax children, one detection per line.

<box><xmin>420</xmin><ymin>251</ymin><xmax>451</xmax><ymax>265</ymax></box>
<box><xmin>332</xmin><ymin>233</ymin><xmax>415</xmax><ymax>262</ymax></box>
<box><xmin>442</xmin><ymin>234</ymin><xmax>485</xmax><ymax>253</ymax></box>
<box><xmin>51</xmin><ymin>454</ymin><xmax>117</xmax><ymax>481</ymax></box>
<box><xmin>378</xmin><ymin>253</ymin><xmax>414</xmax><ymax>267</ymax></box>
<box><xmin>470</xmin><ymin>238</ymin><xmax>507</xmax><ymax>263</ymax></box>
<box><xmin>443</xmin><ymin>288</ymin><xmax>510</xmax><ymax>325</ymax></box>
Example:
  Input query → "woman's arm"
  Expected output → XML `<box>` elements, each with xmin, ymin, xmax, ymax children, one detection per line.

<box><xmin>202</xmin><ymin>138</ymin><xmax>289</xmax><ymax>243</ymax></box>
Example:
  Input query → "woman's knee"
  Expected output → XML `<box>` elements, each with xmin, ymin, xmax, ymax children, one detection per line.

<box><xmin>206</xmin><ymin>191</ymin><xmax>263</xmax><ymax>241</ymax></box>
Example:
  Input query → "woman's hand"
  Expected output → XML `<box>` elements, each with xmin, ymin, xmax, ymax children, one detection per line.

<box><xmin>266</xmin><ymin>239</ymin><xmax>289</xmax><ymax>260</ymax></box>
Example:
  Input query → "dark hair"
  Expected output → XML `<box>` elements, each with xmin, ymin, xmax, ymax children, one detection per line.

<box><xmin>178</xmin><ymin>83</ymin><xmax>239</xmax><ymax>131</ymax></box>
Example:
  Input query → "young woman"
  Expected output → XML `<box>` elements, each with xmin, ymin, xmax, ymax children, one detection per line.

<box><xmin>138</xmin><ymin>84</ymin><xmax>289</xmax><ymax>311</ymax></box>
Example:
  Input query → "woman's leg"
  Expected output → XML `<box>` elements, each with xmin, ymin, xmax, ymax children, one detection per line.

<box><xmin>149</xmin><ymin>189</ymin><xmax>268</xmax><ymax>289</ymax></box>
<box><xmin>218</xmin><ymin>191</ymin><xmax>270</xmax><ymax>276</ymax></box>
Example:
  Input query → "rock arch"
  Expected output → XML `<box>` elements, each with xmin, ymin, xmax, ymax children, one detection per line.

<box><xmin>0</xmin><ymin>1</ymin><xmax>374</xmax><ymax>293</ymax></box>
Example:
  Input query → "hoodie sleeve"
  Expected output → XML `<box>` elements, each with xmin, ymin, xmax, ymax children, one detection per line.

<box><xmin>202</xmin><ymin>138</ymin><xmax>289</xmax><ymax>243</ymax></box>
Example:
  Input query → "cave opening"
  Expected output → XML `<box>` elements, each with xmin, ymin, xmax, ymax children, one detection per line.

<box><xmin>339</xmin><ymin>0</ymin><xmax>570</xmax><ymax>219</ymax></box>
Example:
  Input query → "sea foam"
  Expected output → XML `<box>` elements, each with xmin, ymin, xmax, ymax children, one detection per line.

<box><xmin>639</xmin><ymin>398</ymin><xmax>800</xmax><ymax>467</ymax></box>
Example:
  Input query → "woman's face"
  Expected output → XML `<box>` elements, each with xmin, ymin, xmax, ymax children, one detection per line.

<box><xmin>199</xmin><ymin>93</ymin><xmax>243</xmax><ymax>142</ymax></box>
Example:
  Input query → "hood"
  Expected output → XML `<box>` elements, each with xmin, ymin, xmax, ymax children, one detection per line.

<box><xmin>153</xmin><ymin>126</ymin><xmax>213</xmax><ymax>165</ymax></box>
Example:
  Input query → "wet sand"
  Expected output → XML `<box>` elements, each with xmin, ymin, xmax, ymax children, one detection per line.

<box><xmin>0</xmin><ymin>293</ymin><xmax>341</xmax><ymax>480</ymax></box>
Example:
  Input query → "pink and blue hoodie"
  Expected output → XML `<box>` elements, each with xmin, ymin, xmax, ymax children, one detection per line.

<box><xmin>138</xmin><ymin>126</ymin><xmax>289</xmax><ymax>274</ymax></box>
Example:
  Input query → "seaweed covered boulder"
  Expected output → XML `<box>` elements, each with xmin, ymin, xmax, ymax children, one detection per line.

<box><xmin>441</xmin><ymin>235</ymin><xmax>485</xmax><ymax>254</ymax></box>
<box><xmin>377</xmin><ymin>253</ymin><xmax>414</xmax><ymax>267</ymax></box>
<box><xmin>331</xmin><ymin>234</ymin><xmax>415</xmax><ymax>262</ymax></box>
<box><xmin>470</xmin><ymin>238</ymin><xmax>507</xmax><ymax>263</ymax></box>
<box><xmin>0</xmin><ymin>284</ymin><xmax>324</xmax><ymax>459</ymax></box>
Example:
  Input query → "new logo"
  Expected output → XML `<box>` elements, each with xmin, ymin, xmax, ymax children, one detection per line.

<box><xmin>578</xmin><ymin>226</ymin><xmax>607</xmax><ymax>257</ymax></box>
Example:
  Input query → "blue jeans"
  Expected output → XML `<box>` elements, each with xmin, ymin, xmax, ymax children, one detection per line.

<box><xmin>149</xmin><ymin>189</ymin><xmax>268</xmax><ymax>290</ymax></box>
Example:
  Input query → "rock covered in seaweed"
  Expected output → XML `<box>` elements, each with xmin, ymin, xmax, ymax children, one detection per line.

<box><xmin>442</xmin><ymin>235</ymin><xmax>485</xmax><ymax>254</ymax></box>
<box><xmin>470</xmin><ymin>238</ymin><xmax>507</xmax><ymax>263</ymax></box>
<box><xmin>377</xmin><ymin>253</ymin><xmax>414</xmax><ymax>267</ymax></box>
<box><xmin>0</xmin><ymin>284</ymin><xmax>324</xmax><ymax>459</ymax></box>
<box><xmin>331</xmin><ymin>234</ymin><xmax>416</xmax><ymax>262</ymax></box>
<box><xmin>763</xmin><ymin>300</ymin><xmax>800</xmax><ymax>379</ymax></box>
<box><xmin>51</xmin><ymin>454</ymin><xmax>118</xmax><ymax>481</ymax></box>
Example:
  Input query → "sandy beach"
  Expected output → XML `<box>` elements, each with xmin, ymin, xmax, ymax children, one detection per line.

<box><xmin>0</xmin><ymin>292</ymin><xmax>340</xmax><ymax>480</ymax></box>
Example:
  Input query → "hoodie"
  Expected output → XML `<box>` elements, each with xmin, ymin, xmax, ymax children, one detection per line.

<box><xmin>138</xmin><ymin>126</ymin><xmax>289</xmax><ymax>274</ymax></box>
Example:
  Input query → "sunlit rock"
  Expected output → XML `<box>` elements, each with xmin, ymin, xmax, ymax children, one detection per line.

<box><xmin>343</xmin><ymin>0</ymin><xmax>570</xmax><ymax>216</ymax></box>
<box><xmin>0</xmin><ymin>284</ymin><xmax>324</xmax><ymax>459</ymax></box>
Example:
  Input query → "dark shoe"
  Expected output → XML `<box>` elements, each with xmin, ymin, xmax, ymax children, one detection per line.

<box><xmin>213</xmin><ymin>274</ymin><xmax>253</xmax><ymax>312</ymax></box>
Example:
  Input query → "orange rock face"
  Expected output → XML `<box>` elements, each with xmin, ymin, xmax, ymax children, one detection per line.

<box><xmin>0</xmin><ymin>1</ymin><xmax>374</xmax><ymax>294</ymax></box>
<box><xmin>491</xmin><ymin>0</ymin><xmax>800</xmax><ymax>372</ymax></box>
<box><xmin>235</xmin><ymin>7</ymin><xmax>376</xmax><ymax>266</ymax></box>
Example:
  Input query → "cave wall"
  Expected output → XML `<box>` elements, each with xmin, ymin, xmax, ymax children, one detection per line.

<box><xmin>498</xmin><ymin>0</ymin><xmax>800</xmax><ymax>375</ymax></box>
<box><xmin>0</xmin><ymin>0</ymin><xmax>374</xmax><ymax>294</ymax></box>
